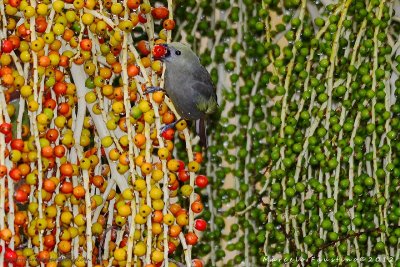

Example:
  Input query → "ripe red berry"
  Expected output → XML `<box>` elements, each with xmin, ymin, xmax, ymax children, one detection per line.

<box><xmin>151</xmin><ymin>7</ymin><xmax>169</xmax><ymax>20</ymax></box>
<box><xmin>8</xmin><ymin>0</ymin><xmax>21</xmax><ymax>7</ymax></box>
<box><xmin>10</xmin><ymin>139</ymin><xmax>24</xmax><ymax>151</ymax></box>
<box><xmin>138</xmin><ymin>12</ymin><xmax>147</xmax><ymax>23</ymax></box>
<box><xmin>80</xmin><ymin>39</ymin><xmax>92</xmax><ymax>51</ymax></box>
<box><xmin>5</xmin><ymin>133</ymin><xmax>12</xmax><ymax>143</ymax></box>
<box><xmin>177</xmin><ymin>160</ymin><xmax>185</xmax><ymax>172</ymax></box>
<box><xmin>153</xmin><ymin>44</ymin><xmax>167</xmax><ymax>58</ymax></box>
<box><xmin>9</xmin><ymin>168</ymin><xmax>22</xmax><ymax>181</ymax></box>
<box><xmin>14</xmin><ymin>189</ymin><xmax>28</xmax><ymax>203</ymax></box>
<box><xmin>0</xmin><ymin>122</ymin><xmax>12</xmax><ymax>135</ymax></box>
<box><xmin>161</xmin><ymin>128</ymin><xmax>174</xmax><ymax>140</ymax></box>
<box><xmin>137</xmin><ymin>40</ymin><xmax>150</xmax><ymax>56</ymax></box>
<box><xmin>195</xmin><ymin>175</ymin><xmax>209</xmax><ymax>188</ymax></box>
<box><xmin>167</xmin><ymin>241</ymin><xmax>176</xmax><ymax>254</ymax></box>
<box><xmin>4</xmin><ymin>248</ymin><xmax>17</xmax><ymax>264</ymax></box>
<box><xmin>1</xmin><ymin>40</ymin><xmax>14</xmax><ymax>53</ymax></box>
<box><xmin>53</xmin><ymin>82</ymin><xmax>67</xmax><ymax>95</ymax></box>
<box><xmin>178</xmin><ymin>170</ymin><xmax>189</xmax><ymax>182</ymax></box>
<box><xmin>194</xmin><ymin>219</ymin><xmax>207</xmax><ymax>231</ymax></box>
<box><xmin>185</xmin><ymin>232</ymin><xmax>198</xmax><ymax>245</ymax></box>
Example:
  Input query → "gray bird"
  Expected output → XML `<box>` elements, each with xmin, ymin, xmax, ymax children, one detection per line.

<box><xmin>148</xmin><ymin>42</ymin><xmax>218</xmax><ymax>147</ymax></box>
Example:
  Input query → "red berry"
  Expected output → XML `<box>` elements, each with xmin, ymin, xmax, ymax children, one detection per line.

<box><xmin>1</xmin><ymin>40</ymin><xmax>14</xmax><ymax>53</ymax></box>
<box><xmin>161</xmin><ymin>128</ymin><xmax>174</xmax><ymax>140</ymax></box>
<box><xmin>138</xmin><ymin>12</ymin><xmax>147</xmax><ymax>23</ymax></box>
<box><xmin>80</xmin><ymin>39</ymin><xmax>92</xmax><ymax>51</ymax></box>
<box><xmin>151</xmin><ymin>7</ymin><xmax>169</xmax><ymax>20</ymax></box>
<box><xmin>178</xmin><ymin>170</ymin><xmax>189</xmax><ymax>182</ymax></box>
<box><xmin>152</xmin><ymin>44</ymin><xmax>167</xmax><ymax>58</ymax></box>
<box><xmin>168</xmin><ymin>180</ymin><xmax>179</xmax><ymax>190</ymax></box>
<box><xmin>167</xmin><ymin>241</ymin><xmax>176</xmax><ymax>254</ymax></box>
<box><xmin>0</xmin><ymin>122</ymin><xmax>12</xmax><ymax>135</ymax></box>
<box><xmin>185</xmin><ymin>232</ymin><xmax>198</xmax><ymax>245</ymax></box>
<box><xmin>194</xmin><ymin>219</ymin><xmax>207</xmax><ymax>231</ymax></box>
<box><xmin>14</xmin><ymin>189</ymin><xmax>28</xmax><ymax>203</ymax></box>
<box><xmin>8</xmin><ymin>0</ymin><xmax>21</xmax><ymax>7</ymax></box>
<box><xmin>137</xmin><ymin>40</ymin><xmax>150</xmax><ymax>56</ymax></box>
<box><xmin>9</xmin><ymin>168</ymin><xmax>22</xmax><ymax>181</ymax></box>
<box><xmin>177</xmin><ymin>160</ymin><xmax>185</xmax><ymax>172</ymax></box>
<box><xmin>5</xmin><ymin>133</ymin><xmax>12</xmax><ymax>143</ymax></box>
<box><xmin>4</xmin><ymin>248</ymin><xmax>17</xmax><ymax>264</ymax></box>
<box><xmin>195</xmin><ymin>175</ymin><xmax>209</xmax><ymax>188</ymax></box>
<box><xmin>53</xmin><ymin>81</ymin><xmax>67</xmax><ymax>95</ymax></box>
<box><xmin>10</xmin><ymin>139</ymin><xmax>24</xmax><ymax>151</ymax></box>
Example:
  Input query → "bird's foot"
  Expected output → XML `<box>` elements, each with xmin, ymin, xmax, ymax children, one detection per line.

<box><xmin>160</xmin><ymin>118</ymin><xmax>184</xmax><ymax>133</ymax></box>
<box><xmin>144</xmin><ymin>86</ymin><xmax>164</xmax><ymax>94</ymax></box>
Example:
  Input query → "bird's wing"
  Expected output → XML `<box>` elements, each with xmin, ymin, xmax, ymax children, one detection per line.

<box><xmin>191</xmin><ymin>80</ymin><xmax>218</xmax><ymax>115</ymax></box>
<box><xmin>190</xmin><ymin>66</ymin><xmax>218</xmax><ymax>115</ymax></box>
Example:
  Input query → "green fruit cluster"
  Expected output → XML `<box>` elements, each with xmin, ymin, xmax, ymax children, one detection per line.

<box><xmin>175</xmin><ymin>0</ymin><xmax>400</xmax><ymax>266</ymax></box>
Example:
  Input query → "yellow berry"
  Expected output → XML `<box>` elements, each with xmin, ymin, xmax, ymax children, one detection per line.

<box><xmin>152</xmin><ymin>199</ymin><xmax>164</xmax><ymax>211</ymax></box>
<box><xmin>36</xmin><ymin>3</ymin><xmax>48</xmax><ymax>15</ymax></box>
<box><xmin>91</xmin><ymin>222</ymin><xmax>103</xmax><ymax>235</ymax></box>
<box><xmin>85</xmin><ymin>91</ymin><xmax>97</xmax><ymax>104</ymax></box>
<box><xmin>23</xmin><ymin>5</ymin><xmax>36</xmax><ymax>18</ymax></box>
<box><xmin>101</xmin><ymin>136</ymin><xmax>113</xmax><ymax>148</ymax></box>
<box><xmin>122</xmin><ymin>189</ymin><xmax>134</xmax><ymax>200</ymax></box>
<box><xmin>176</xmin><ymin>213</ymin><xmax>189</xmax><ymax>226</ymax></box>
<box><xmin>74</xmin><ymin>214</ymin><xmax>86</xmax><ymax>226</ymax></box>
<box><xmin>134</xmin><ymin>242</ymin><xmax>146</xmax><ymax>256</ymax></box>
<box><xmin>167</xmin><ymin>159</ymin><xmax>180</xmax><ymax>172</ymax></box>
<box><xmin>134</xmin><ymin>214</ymin><xmax>147</xmax><ymax>224</ymax></box>
<box><xmin>187</xmin><ymin>161</ymin><xmax>200</xmax><ymax>172</ymax></box>
<box><xmin>53</xmin><ymin>23</ymin><xmax>65</xmax><ymax>35</ymax></box>
<box><xmin>163</xmin><ymin>213</ymin><xmax>175</xmax><ymax>226</ymax></box>
<box><xmin>113</xmin><ymin>248</ymin><xmax>126</xmax><ymax>261</ymax></box>
<box><xmin>181</xmin><ymin>184</ymin><xmax>193</xmax><ymax>197</ymax></box>
<box><xmin>52</xmin><ymin>0</ymin><xmax>65</xmax><ymax>12</ymax></box>
<box><xmin>115</xmin><ymin>215</ymin><xmax>126</xmax><ymax>226</ymax></box>
<box><xmin>139</xmin><ymin>205</ymin><xmax>152</xmax><ymax>217</ymax></box>
<box><xmin>117</xmin><ymin>204</ymin><xmax>131</xmax><ymax>217</ymax></box>
<box><xmin>36</xmin><ymin>218</ymin><xmax>48</xmax><ymax>230</ymax></box>
<box><xmin>133</xmin><ymin>179</ymin><xmax>146</xmax><ymax>191</ymax></box>
<box><xmin>151</xmin><ymin>169</ymin><xmax>164</xmax><ymax>182</ymax></box>
<box><xmin>20</xmin><ymin>51</ymin><xmax>31</xmax><ymax>63</ymax></box>
<box><xmin>143</xmin><ymin>110</ymin><xmax>155</xmax><ymax>124</ymax></box>
<box><xmin>73</xmin><ymin>0</ymin><xmax>85</xmax><ymax>9</ymax></box>
<box><xmin>141</xmin><ymin>162</ymin><xmax>153</xmax><ymax>175</ymax></box>
<box><xmin>138</xmin><ymin>100</ymin><xmax>151</xmax><ymax>112</ymax></box>
<box><xmin>81</xmin><ymin>13</ymin><xmax>94</xmax><ymax>25</ymax></box>
<box><xmin>151</xmin><ymin>250</ymin><xmax>164</xmax><ymax>263</ymax></box>
<box><xmin>65</xmin><ymin>10</ymin><xmax>76</xmax><ymax>22</ymax></box>
<box><xmin>150</xmin><ymin>187</ymin><xmax>163</xmax><ymax>200</ymax></box>
<box><xmin>118</xmin><ymin>20</ymin><xmax>133</xmax><ymax>32</ymax></box>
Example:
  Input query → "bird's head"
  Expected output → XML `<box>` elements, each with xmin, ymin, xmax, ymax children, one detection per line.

<box><xmin>152</xmin><ymin>42</ymin><xmax>198</xmax><ymax>65</ymax></box>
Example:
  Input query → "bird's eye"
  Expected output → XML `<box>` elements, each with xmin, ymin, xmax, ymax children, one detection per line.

<box><xmin>175</xmin><ymin>50</ymin><xmax>181</xmax><ymax>55</ymax></box>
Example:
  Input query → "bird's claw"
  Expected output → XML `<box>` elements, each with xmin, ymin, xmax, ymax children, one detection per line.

<box><xmin>144</xmin><ymin>86</ymin><xmax>164</xmax><ymax>94</ymax></box>
<box><xmin>160</xmin><ymin>122</ymin><xmax>177</xmax><ymax>133</ymax></box>
<box><xmin>159</xmin><ymin>118</ymin><xmax>184</xmax><ymax>133</ymax></box>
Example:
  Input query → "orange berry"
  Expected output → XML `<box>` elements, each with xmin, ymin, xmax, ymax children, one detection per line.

<box><xmin>73</xmin><ymin>185</ymin><xmax>85</xmax><ymax>199</ymax></box>
<box><xmin>58</xmin><ymin>240</ymin><xmax>71</xmax><ymax>253</ymax></box>
<box><xmin>127</xmin><ymin>64</ymin><xmax>139</xmax><ymax>77</ymax></box>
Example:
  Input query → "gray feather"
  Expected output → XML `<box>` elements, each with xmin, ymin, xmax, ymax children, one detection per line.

<box><xmin>163</xmin><ymin>43</ymin><xmax>217</xmax><ymax>120</ymax></box>
<box><xmin>162</xmin><ymin>42</ymin><xmax>218</xmax><ymax>147</ymax></box>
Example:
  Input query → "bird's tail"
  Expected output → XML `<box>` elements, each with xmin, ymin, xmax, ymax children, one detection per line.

<box><xmin>195</xmin><ymin>118</ymin><xmax>207</xmax><ymax>148</ymax></box>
